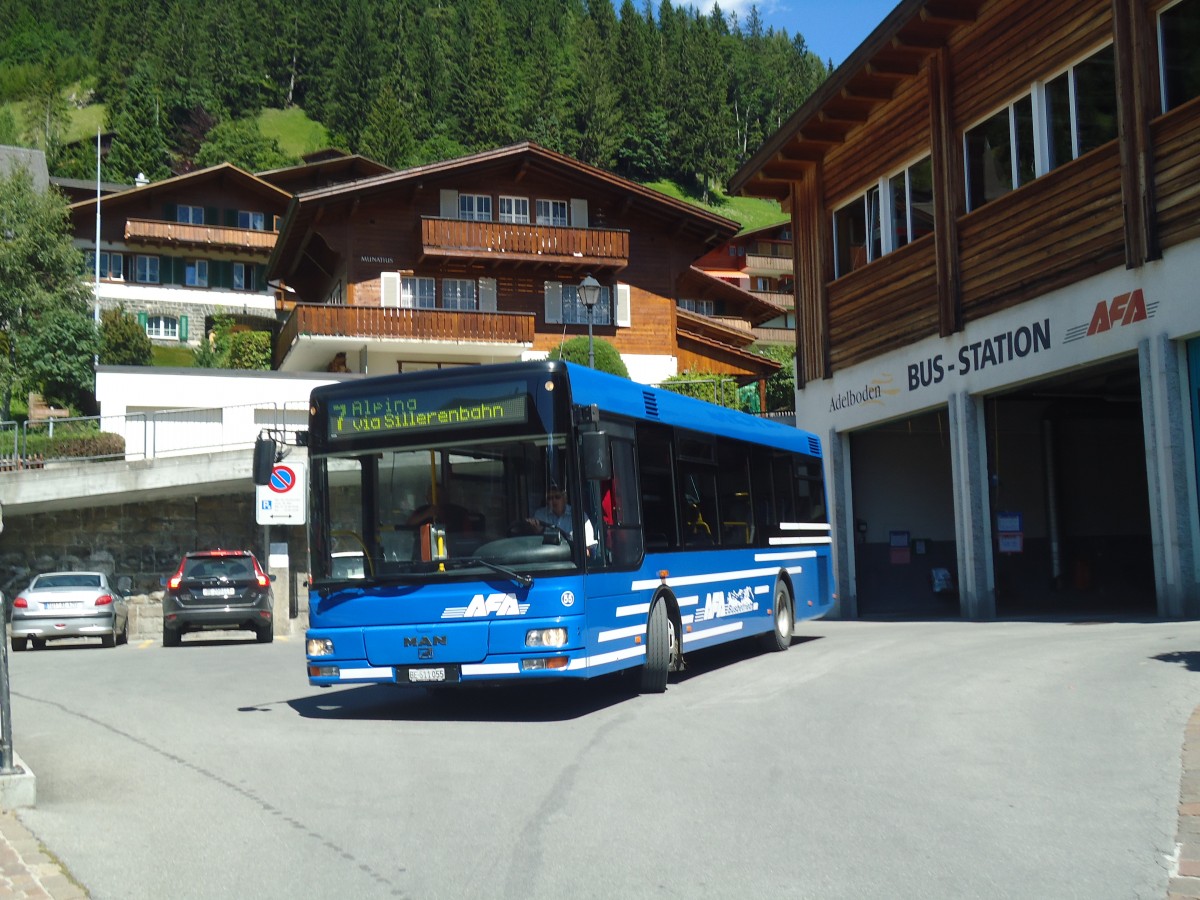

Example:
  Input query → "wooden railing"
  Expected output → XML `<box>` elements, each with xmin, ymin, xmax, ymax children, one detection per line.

<box><xmin>750</xmin><ymin>290</ymin><xmax>795</xmax><ymax>309</ymax></box>
<box><xmin>124</xmin><ymin>218</ymin><xmax>277</xmax><ymax>253</ymax></box>
<box><xmin>421</xmin><ymin>217</ymin><xmax>629</xmax><ymax>266</ymax></box>
<box><xmin>743</xmin><ymin>253</ymin><xmax>793</xmax><ymax>273</ymax></box>
<box><xmin>274</xmin><ymin>303</ymin><xmax>535</xmax><ymax>368</ymax></box>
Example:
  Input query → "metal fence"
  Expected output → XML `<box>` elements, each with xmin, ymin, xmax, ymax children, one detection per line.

<box><xmin>0</xmin><ymin>401</ymin><xmax>310</xmax><ymax>469</ymax></box>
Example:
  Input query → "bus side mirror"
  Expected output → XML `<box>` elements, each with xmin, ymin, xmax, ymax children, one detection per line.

<box><xmin>253</xmin><ymin>436</ymin><xmax>277</xmax><ymax>485</ymax></box>
<box><xmin>581</xmin><ymin>432</ymin><xmax>611</xmax><ymax>481</ymax></box>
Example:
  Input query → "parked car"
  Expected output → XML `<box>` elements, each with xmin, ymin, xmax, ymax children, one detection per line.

<box><xmin>10</xmin><ymin>571</ymin><xmax>131</xmax><ymax>651</ymax></box>
<box><xmin>161</xmin><ymin>550</ymin><xmax>275</xmax><ymax>646</ymax></box>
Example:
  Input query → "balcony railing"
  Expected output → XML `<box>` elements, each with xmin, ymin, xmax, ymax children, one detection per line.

<box><xmin>750</xmin><ymin>289</ymin><xmax>795</xmax><ymax>309</ymax></box>
<box><xmin>124</xmin><ymin>218</ymin><xmax>278</xmax><ymax>254</ymax></box>
<box><xmin>421</xmin><ymin>217</ymin><xmax>629</xmax><ymax>268</ymax></box>
<box><xmin>275</xmin><ymin>303</ymin><xmax>535</xmax><ymax>368</ymax></box>
<box><xmin>744</xmin><ymin>253</ymin><xmax>794</xmax><ymax>274</ymax></box>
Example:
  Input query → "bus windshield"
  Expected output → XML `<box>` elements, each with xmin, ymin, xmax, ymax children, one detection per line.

<box><xmin>314</xmin><ymin>432</ymin><xmax>589</xmax><ymax>583</ymax></box>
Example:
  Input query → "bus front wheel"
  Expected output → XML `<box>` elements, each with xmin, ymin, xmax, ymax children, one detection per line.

<box><xmin>762</xmin><ymin>580</ymin><xmax>793</xmax><ymax>652</ymax></box>
<box><xmin>640</xmin><ymin>598</ymin><xmax>672</xmax><ymax>693</ymax></box>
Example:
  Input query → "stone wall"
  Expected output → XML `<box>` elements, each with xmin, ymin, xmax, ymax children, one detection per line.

<box><xmin>0</xmin><ymin>493</ymin><xmax>309</xmax><ymax>640</ymax></box>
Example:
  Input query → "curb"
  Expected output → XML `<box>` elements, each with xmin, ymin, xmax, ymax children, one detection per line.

<box><xmin>0</xmin><ymin>810</ymin><xmax>86</xmax><ymax>899</ymax></box>
<box><xmin>1170</xmin><ymin>707</ymin><xmax>1200</xmax><ymax>900</ymax></box>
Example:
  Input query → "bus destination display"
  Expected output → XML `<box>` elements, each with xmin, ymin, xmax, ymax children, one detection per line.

<box><xmin>328</xmin><ymin>388</ymin><xmax>528</xmax><ymax>438</ymax></box>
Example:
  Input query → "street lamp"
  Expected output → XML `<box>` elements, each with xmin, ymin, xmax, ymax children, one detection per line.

<box><xmin>578</xmin><ymin>275</ymin><xmax>601</xmax><ymax>369</ymax></box>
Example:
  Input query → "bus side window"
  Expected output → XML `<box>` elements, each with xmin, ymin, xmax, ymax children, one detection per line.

<box><xmin>637</xmin><ymin>425</ymin><xmax>678</xmax><ymax>552</ymax></box>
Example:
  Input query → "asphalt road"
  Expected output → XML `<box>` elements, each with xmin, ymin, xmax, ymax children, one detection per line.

<box><xmin>8</xmin><ymin>617</ymin><xmax>1200</xmax><ymax>900</ymax></box>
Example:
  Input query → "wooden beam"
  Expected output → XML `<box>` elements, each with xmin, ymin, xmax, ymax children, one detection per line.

<box><xmin>866</xmin><ymin>55</ymin><xmax>922</xmax><ymax>78</ymax></box>
<box><xmin>929</xmin><ymin>48</ymin><xmax>962</xmax><ymax>337</ymax></box>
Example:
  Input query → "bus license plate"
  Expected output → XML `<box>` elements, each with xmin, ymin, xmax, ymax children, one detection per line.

<box><xmin>409</xmin><ymin>667</ymin><xmax>445</xmax><ymax>683</ymax></box>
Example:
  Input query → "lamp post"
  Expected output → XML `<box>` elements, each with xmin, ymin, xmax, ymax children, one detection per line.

<box><xmin>578</xmin><ymin>275</ymin><xmax>601</xmax><ymax>369</ymax></box>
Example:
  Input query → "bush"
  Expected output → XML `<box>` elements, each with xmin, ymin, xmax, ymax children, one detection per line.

<box><xmin>754</xmin><ymin>343</ymin><xmax>796</xmax><ymax>412</ymax></box>
<box><xmin>548</xmin><ymin>336</ymin><xmax>629</xmax><ymax>378</ymax></box>
<box><xmin>227</xmin><ymin>331</ymin><xmax>271</xmax><ymax>370</ymax></box>
<box><xmin>24</xmin><ymin>428</ymin><xmax>124</xmax><ymax>459</ymax></box>
<box><xmin>100</xmin><ymin>307</ymin><xmax>152</xmax><ymax>366</ymax></box>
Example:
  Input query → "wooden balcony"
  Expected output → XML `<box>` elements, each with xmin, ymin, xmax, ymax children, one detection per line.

<box><xmin>274</xmin><ymin>303</ymin><xmax>535</xmax><ymax>369</ymax></box>
<box><xmin>743</xmin><ymin>253</ymin><xmax>794</xmax><ymax>276</ymax></box>
<box><xmin>421</xmin><ymin>217</ymin><xmax>628</xmax><ymax>269</ymax></box>
<box><xmin>750</xmin><ymin>289</ymin><xmax>795</xmax><ymax>309</ymax></box>
<box><xmin>124</xmin><ymin>218</ymin><xmax>277</xmax><ymax>254</ymax></box>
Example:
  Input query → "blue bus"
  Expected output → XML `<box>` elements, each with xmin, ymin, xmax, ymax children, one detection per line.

<box><xmin>303</xmin><ymin>360</ymin><xmax>833</xmax><ymax>693</ymax></box>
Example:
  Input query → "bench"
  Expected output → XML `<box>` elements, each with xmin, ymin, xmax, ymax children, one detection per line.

<box><xmin>27</xmin><ymin>392</ymin><xmax>69</xmax><ymax>422</ymax></box>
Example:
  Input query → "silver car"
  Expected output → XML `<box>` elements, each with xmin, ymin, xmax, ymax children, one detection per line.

<box><xmin>10</xmin><ymin>571</ymin><xmax>131</xmax><ymax>651</ymax></box>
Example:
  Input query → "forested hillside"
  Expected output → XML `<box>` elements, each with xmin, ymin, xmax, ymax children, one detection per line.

<box><xmin>0</xmin><ymin>0</ymin><xmax>828</xmax><ymax>198</ymax></box>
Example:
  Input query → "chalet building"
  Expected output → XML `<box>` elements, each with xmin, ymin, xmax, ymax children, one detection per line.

<box><xmin>731</xmin><ymin>0</ymin><xmax>1200</xmax><ymax>620</ymax></box>
<box><xmin>68</xmin><ymin>164</ymin><xmax>293</xmax><ymax>348</ymax></box>
<box><xmin>266</xmin><ymin>142</ymin><xmax>781</xmax><ymax>387</ymax></box>
<box><xmin>694</xmin><ymin>221</ymin><xmax>797</xmax><ymax>345</ymax></box>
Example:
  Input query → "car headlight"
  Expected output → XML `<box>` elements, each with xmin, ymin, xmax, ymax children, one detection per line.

<box><xmin>307</xmin><ymin>638</ymin><xmax>335</xmax><ymax>656</ymax></box>
<box><xmin>525</xmin><ymin>627</ymin><xmax>568</xmax><ymax>648</ymax></box>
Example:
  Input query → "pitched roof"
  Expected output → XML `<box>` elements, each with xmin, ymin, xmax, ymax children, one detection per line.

<box><xmin>270</xmin><ymin>142</ymin><xmax>740</xmax><ymax>279</ymax></box>
<box><xmin>0</xmin><ymin>145</ymin><xmax>49</xmax><ymax>192</ymax></box>
<box><xmin>68</xmin><ymin>162</ymin><xmax>292</xmax><ymax>216</ymax></box>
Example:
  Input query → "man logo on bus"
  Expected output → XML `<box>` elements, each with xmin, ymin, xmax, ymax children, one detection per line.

<box><xmin>694</xmin><ymin>585</ymin><xmax>758</xmax><ymax>622</ymax></box>
<box><xmin>442</xmin><ymin>593</ymin><xmax>532</xmax><ymax>618</ymax></box>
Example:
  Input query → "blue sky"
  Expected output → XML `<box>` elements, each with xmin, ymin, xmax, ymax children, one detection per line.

<box><xmin>702</xmin><ymin>0</ymin><xmax>899</xmax><ymax>68</ymax></box>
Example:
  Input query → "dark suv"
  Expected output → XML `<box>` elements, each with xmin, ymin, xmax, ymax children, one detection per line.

<box><xmin>162</xmin><ymin>550</ymin><xmax>275</xmax><ymax>646</ymax></box>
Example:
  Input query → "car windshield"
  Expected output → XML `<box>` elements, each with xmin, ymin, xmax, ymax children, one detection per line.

<box><xmin>184</xmin><ymin>556</ymin><xmax>254</xmax><ymax>580</ymax></box>
<box><xmin>313</xmin><ymin>433</ymin><xmax>589</xmax><ymax>582</ymax></box>
<box><xmin>34</xmin><ymin>574</ymin><xmax>101</xmax><ymax>589</ymax></box>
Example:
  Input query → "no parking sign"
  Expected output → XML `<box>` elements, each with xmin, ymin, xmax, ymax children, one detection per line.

<box><xmin>255</xmin><ymin>461</ymin><xmax>307</xmax><ymax>525</ymax></box>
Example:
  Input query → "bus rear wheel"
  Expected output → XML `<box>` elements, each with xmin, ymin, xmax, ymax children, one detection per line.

<box><xmin>762</xmin><ymin>580</ymin><xmax>793</xmax><ymax>652</ymax></box>
<box><xmin>640</xmin><ymin>598</ymin><xmax>671</xmax><ymax>693</ymax></box>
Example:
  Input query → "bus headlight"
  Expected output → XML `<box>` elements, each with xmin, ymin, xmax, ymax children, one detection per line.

<box><xmin>307</xmin><ymin>638</ymin><xmax>335</xmax><ymax>656</ymax></box>
<box><xmin>525</xmin><ymin>627</ymin><xmax>568</xmax><ymax>648</ymax></box>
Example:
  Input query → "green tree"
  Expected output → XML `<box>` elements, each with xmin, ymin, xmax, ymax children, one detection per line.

<box><xmin>451</xmin><ymin>0</ymin><xmax>517</xmax><ymax>151</ymax></box>
<box><xmin>0</xmin><ymin>165</ymin><xmax>98</xmax><ymax>418</ymax></box>
<box><xmin>322</xmin><ymin>0</ymin><xmax>382</xmax><ymax>150</ymax></box>
<box><xmin>571</xmin><ymin>12</ymin><xmax>621</xmax><ymax>167</ymax></box>
<box><xmin>614</xmin><ymin>0</ymin><xmax>668</xmax><ymax>180</ymax></box>
<box><xmin>193</xmin><ymin>117</ymin><xmax>293</xmax><ymax>171</ymax></box>
<box><xmin>359</xmin><ymin>81</ymin><xmax>417</xmax><ymax>169</ymax></box>
<box><xmin>0</xmin><ymin>108</ymin><xmax>18</xmax><ymax>145</ymax></box>
<box><xmin>105</xmin><ymin>60</ymin><xmax>171</xmax><ymax>182</ymax></box>
<box><xmin>100</xmin><ymin>306</ymin><xmax>153</xmax><ymax>366</ymax></box>
<box><xmin>226</xmin><ymin>331</ymin><xmax>271</xmax><ymax>370</ymax></box>
<box><xmin>755</xmin><ymin>342</ymin><xmax>795</xmax><ymax>411</ymax></box>
<box><xmin>192</xmin><ymin>312</ymin><xmax>235</xmax><ymax>368</ymax></box>
<box><xmin>548</xmin><ymin>336</ymin><xmax>629</xmax><ymax>378</ymax></box>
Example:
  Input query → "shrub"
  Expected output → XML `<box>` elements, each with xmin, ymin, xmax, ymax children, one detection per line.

<box><xmin>227</xmin><ymin>331</ymin><xmax>272</xmax><ymax>370</ymax></box>
<box><xmin>659</xmin><ymin>370</ymin><xmax>748</xmax><ymax>410</ymax></box>
<box><xmin>100</xmin><ymin>307</ymin><xmax>152</xmax><ymax>366</ymax></box>
<box><xmin>548</xmin><ymin>336</ymin><xmax>629</xmax><ymax>378</ymax></box>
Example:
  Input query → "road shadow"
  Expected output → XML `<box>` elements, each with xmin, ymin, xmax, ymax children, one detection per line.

<box><xmin>1152</xmin><ymin>650</ymin><xmax>1200</xmax><ymax>671</ymax></box>
<box><xmin>283</xmin><ymin>633</ymin><xmax>825</xmax><ymax>722</ymax></box>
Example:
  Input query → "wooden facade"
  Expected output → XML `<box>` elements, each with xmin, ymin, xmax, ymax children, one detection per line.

<box><xmin>730</xmin><ymin>0</ymin><xmax>1196</xmax><ymax>385</ymax></box>
<box><xmin>268</xmin><ymin>143</ymin><xmax>781</xmax><ymax>382</ymax></box>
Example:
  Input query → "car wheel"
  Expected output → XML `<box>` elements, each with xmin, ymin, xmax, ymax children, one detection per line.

<box><xmin>118</xmin><ymin>617</ymin><xmax>129</xmax><ymax>646</ymax></box>
<box><xmin>101</xmin><ymin>631</ymin><xmax>115</xmax><ymax>649</ymax></box>
<box><xmin>10</xmin><ymin>637</ymin><xmax>26</xmax><ymax>652</ymax></box>
<box><xmin>256</xmin><ymin>622</ymin><xmax>274</xmax><ymax>644</ymax></box>
<box><xmin>163</xmin><ymin>627</ymin><xmax>181</xmax><ymax>648</ymax></box>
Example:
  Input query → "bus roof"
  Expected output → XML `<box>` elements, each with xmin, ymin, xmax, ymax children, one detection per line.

<box><xmin>309</xmin><ymin>360</ymin><xmax>821</xmax><ymax>458</ymax></box>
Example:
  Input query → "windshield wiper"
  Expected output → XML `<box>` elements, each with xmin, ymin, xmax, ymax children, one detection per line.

<box><xmin>452</xmin><ymin>557</ymin><xmax>534</xmax><ymax>589</ymax></box>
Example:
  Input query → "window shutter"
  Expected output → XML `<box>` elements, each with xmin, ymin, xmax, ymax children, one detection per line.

<box><xmin>381</xmin><ymin>272</ymin><xmax>400</xmax><ymax>307</ymax></box>
<box><xmin>163</xmin><ymin>203</ymin><xmax>176</xmax><ymax>221</ymax></box>
<box><xmin>254</xmin><ymin>265</ymin><xmax>266</xmax><ymax>291</ymax></box>
<box><xmin>224</xmin><ymin>209</ymin><xmax>237</xmax><ymax>227</ymax></box>
<box><xmin>178</xmin><ymin>315</ymin><xmax>189</xmax><ymax>342</ymax></box>
<box><xmin>440</xmin><ymin>189</ymin><xmax>459</xmax><ymax>218</ymax></box>
<box><xmin>544</xmin><ymin>281</ymin><xmax>562</xmax><ymax>324</ymax></box>
<box><xmin>204</xmin><ymin>207</ymin><xmax>218</xmax><ymax>226</ymax></box>
<box><xmin>570</xmin><ymin>199</ymin><xmax>588</xmax><ymax>228</ymax></box>
<box><xmin>616</xmin><ymin>283</ymin><xmax>631</xmax><ymax>327</ymax></box>
<box><xmin>478</xmin><ymin>277</ymin><xmax>497</xmax><ymax>312</ymax></box>
<box><xmin>137</xmin><ymin>311</ymin><xmax>148</xmax><ymax>328</ymax></box>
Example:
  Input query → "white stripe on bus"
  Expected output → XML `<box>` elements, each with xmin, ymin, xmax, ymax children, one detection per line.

<box><xmin>754</xmin><ymin>549</ymin><xmax>818</xmax><ymax>562</ymax></box>
<box><xmin>682</xmin><ymin>622</ymin><xmax>743</xmax><ymax>643</ymax></box>
<box><xmin>769</xmin><ymin>537</ymin><xmax>833</xmax><ymax>545</ymax></box>
<box><xmin>632</xmin><ymin>566</ymin><xmax>795</xmax><ymax>591</ymax></box>
<box><xmin>598</xmin><ymin>624</ymin><xmax>647</xmax><ymax>642</ymax></box>
<box><xmin>462</xmin><ymin>662</ymin><xmax>521</xmax><ymax>675</ymax></box>
<box><xmin>780</xmin><ymin>522</ymin><xmax>832</xmax><ymax>531</ymax></box>
<box><xmin>567</xmin><ymin>645</ymin><xmax>646</xmax><ymax>670</ymax></box>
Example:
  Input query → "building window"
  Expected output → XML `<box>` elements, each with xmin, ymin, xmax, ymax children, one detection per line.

<box><xmin>888</xmin><ymin>157</ymin><xmax>934</xmax><ymax>248</ymax></box>
<box><xmin>233</xmin><ymin>262</ymin><xmax>257</xmax><ymax>291</ymax></box>
<box><xmin>1160</xmin><ymin>0</ymin><xmax>1200</xmax><ymax>110</ymax></box>
<box><xmin>563</xmin><ymin>283</ymin><xmax>611</xmax><ymax>325</ymax></box>
<box><xmin>84</xmin><ymin>250</ymin><xmax>124</xmax><ymax>280</ymax></box>
<box><xmin>498</xmin><ymin>196</ymin><xmax>529</xmax><ymax>224</ymax></box>
<box><xmin>135</xmin><ymin>255</ymin><xmax>160</xmax><ymax>284</ymax></box>
<box><xmin>177</xmin><ymin>205</ymin><xmax>204</xmax><ymax>224</ymax></box>
<box><xmin>833</xmin><ymin>187</ymin><xmax>879</xmax><ymax>276</ymax></box>
<box><xmin>402</xmin><ymin>276</ymin><xmax>436</xmax><ymax>308</ymax></box>
<box><xmin>1045</xmin><ymin>44</ymin><xmax>1117</xmax><ymax>168</ymax></box>
<box><xmin>965</xmin><ymin>44</ymin><xmax>1116</xmax><ymax>211</ymax></box>
<box><xmin>536</xmin><ymin>199</ymin><xmax>568</xmax><ymax>227</ymax></box>
<box><xmin>442</xmin><ymin>278</ymin><xmax>477</xmax><ymax>310</ymax></box>
<box><xmin>677</xmin><ymin>298</ymin><xmax>715</xmax><ymax>316</ymax></box>
<box><xmin>458</xmin><ymin>194</ymin><xmax>492</xmax><ymax>222</ymax></box>
<box><xmin>146</xmin><ymin>316</ymin><xmax>178</xmax><ymax>339</ymax></box>
<box><xmin>185</xmin><ymin>259</ymin><xmax>208</xmax><ymax>287</ymax></box>
<box><xmin>965</xmin><ymin>98</ymin><xmax>1035</xmax><ymax>211</ymax></box>
<box><xmin>237</xmin><ymin>210</ymin><xmax>265</xmax><ymax>230</ymax></box>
